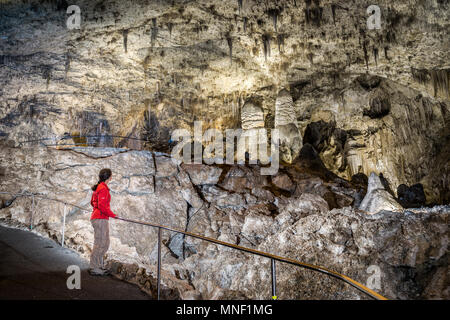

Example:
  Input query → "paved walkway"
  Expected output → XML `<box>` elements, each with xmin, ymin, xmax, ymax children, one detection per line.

<box><xmin>0</xmin><ymin>224</ymin><xmax>150</xmax><ymax>300</ymax></box>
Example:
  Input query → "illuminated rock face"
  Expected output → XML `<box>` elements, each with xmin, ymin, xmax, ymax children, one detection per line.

<box><xmin>0</xmin><ymin>0</ymin><xmax>448</xmax><ymax>205</ymax></box>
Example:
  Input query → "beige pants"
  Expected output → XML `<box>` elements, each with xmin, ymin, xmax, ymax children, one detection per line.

<box><xmin>89</xmin><ymin>219</ymin><xmax>110</xmax><ymax>270</ymax></box>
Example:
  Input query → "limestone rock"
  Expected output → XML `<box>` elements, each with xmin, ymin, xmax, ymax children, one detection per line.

<box><xmin>271</xmin><ymin>173</ymin><xmax>295</xmax><ymax>193</ymax></box>
<box><xmin>182</xmin><ymin>164</ymin><xmax>222</xmax><ymax>186</ymax></box>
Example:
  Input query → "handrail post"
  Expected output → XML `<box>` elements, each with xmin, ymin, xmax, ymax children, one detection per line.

<box><xmin>157</xmin><ymin>226</ymin><xmax>162</xmax><ymax>300</ymax></box>
<box><xmin>30</xmin><ymin>194</ymin><xmax>35</xmax><ymax>230</ymax></box>
<box><xmin>61</xmin><ymin>205</ymin><xmax>66</xmax><ymax>247</ymax></box>
<box><xmin>271</xmin><ymin>258</ymin><xmax>277</xmax><ymax>300</ymax></box>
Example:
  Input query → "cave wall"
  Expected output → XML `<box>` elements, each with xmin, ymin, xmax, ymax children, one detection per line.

<box><xmin>0</xmin><ymin>0</ymin><xmax>449</xmax><ymax>204</ymax></box>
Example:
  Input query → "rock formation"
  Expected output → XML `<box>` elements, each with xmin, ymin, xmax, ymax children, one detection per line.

<box><xmin>359</xmin><ymin>172</ymin><xmax>403</xmax><ymax>214</ymax></box>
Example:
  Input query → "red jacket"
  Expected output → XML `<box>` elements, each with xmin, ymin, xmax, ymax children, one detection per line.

<box><xmin>90</xmin><ymin>182</ymin><xmax>117</xmax><ymax>220</ymax></box>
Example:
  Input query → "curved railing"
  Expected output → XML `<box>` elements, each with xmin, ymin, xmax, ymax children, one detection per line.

<box><xmin>0</xmin><ymin>191</ymin><xmax>388</xmax><ymax>300</ymax></box>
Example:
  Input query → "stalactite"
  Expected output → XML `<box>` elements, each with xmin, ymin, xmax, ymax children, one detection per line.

<box><xmin>226</xmin><ymin>36</ymin><xmax>233</xmax><ymax>65</ymax></box>
<box><xmin>147</xmin><ymin>101</ymin><xmax>151</xmax><ymax>129</ymax></box>
<box><xmin>386</xmin><ymin>30</ymin><xmax>396</xmax><ymax>43</ymax></box>
<box><xmin>42</xmin><ymin>67</ymin><xmax>51</xmax><ymax>89</ymax></box>
<box><xmin>156</xmin><ymin>81</ymin><xmax>161</xmax><ymax>98</ymax></box>
<box><xmin>262</xmin><ymin>34</ymin><xmax>271</xmax><ymax>61</ymax></box>
<box><xmin>123</xmin><ymin>29</ymin><xmax>128</xmax><ymax>53</ymax></box>
<box><xmin>168</xmin><ymin>23</ymin><xmax>173</xmax><ymax>38</ymax></box>
<box><xmin>151</xmin><ymin>18</ymin><xmax>158</xmax><ymax>47</ymax></box>
<box><xmin>304</xmin><ymin>4</ymin><xmax>323</xmax><ymax>27</ymax></box>
<box><xmin>430</xmin><ymin>69</ymin><xmax>450</xmax><ymax>98</ymax></box>
<box><xmin>277</xmin><ymin>34</ymin><xmax>285</xmax><ymax>53</ymax></box>
<box><xmin>268</xmin><ymin>9</ymin><xmax>279</xmax><ymax>32</ymax></box>
<box><xmin>307</xmin><ymin>52</ymin><xmax>314</xmax><ymax>64</ymax></box>
<box><xmin>238</xmin><ymin>0</ymin><xmax>243</xmax><ymax>15</ymax></box>
<box><xmin>373</xmin><ymin>47</ymin><xmax>378</xmax><ymax>67</ymax></box>
<box><xmin>362</xmin><ymin>38</ymin><xmax>369</xmax><ymax>70</ymax></box>
<box><xmin>243</xmin><ymin>17</ymin><xmax>247</xmax><ymax>32</ymax></box>
<box><xmin>64</xmin><ymin>53</ymin><xmax>70</xmax><ymax>79</ymax></box>
<box><xmin>412</xmin><ymin>68</ymin><xmax>429</xmax><ymax>86</ymax></box>
<box><xmin>331</xmin><ymin>4</ymin><xmax>336</xmax><ymax>25</ymax></box>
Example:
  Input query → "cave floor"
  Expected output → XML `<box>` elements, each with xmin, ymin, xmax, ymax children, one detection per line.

<box><xmin>0</xmin><ymin>224</ymin><xmax>151</xmax><ymax>300</ymax></box>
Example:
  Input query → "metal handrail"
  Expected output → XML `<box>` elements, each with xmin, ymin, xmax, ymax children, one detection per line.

<box><xmin>0</xmin><ymin>191</ymin><xmax>388</xmax><ymax>300</ymax></box>
<box><xmin>17</xmin><ymin>135</ymin><xmax>153</xmax><ymax>148</ymax></box>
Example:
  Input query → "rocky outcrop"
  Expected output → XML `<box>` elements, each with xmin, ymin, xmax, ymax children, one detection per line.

<box><xmin>359</xmin><ymin>173</ymin><xmax>403</xmax><ymax>214</ymax></box>
<box><xmin>182</xmin><ymin>205</ymin><xmax>449</xmax><ymax>300</ymax></box>
<box><xmin>0</xmin><ymin>141</ymin><xmax>448</xmax><ymax>300</ymax></box>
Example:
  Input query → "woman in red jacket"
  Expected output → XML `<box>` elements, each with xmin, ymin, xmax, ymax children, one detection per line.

<box><xmin>89</xmin><ymin>168</ymin><xmax>118</xmax><ymax>276</ymax></box>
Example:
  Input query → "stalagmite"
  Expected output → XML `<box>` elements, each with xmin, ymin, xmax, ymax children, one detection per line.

<box><xmin>241</xmin><ymin>100</ymin><xmax>264</xmax><ymax>130</ymax></box>
<box><xmin>359</xmin><ymin>173</ymin><xmax>403</xmax><ymax>213</ymax></box>
<box><xmin>275</xmin><ymin>89</ymin><xmax>302</xmax><ymax>164</ymax></box>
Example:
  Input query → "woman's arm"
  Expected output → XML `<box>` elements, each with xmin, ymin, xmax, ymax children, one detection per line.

<box><xmin>97</xmin><ymin>188</ymin><xmax>117</xmax><ymax>218</ymax></box>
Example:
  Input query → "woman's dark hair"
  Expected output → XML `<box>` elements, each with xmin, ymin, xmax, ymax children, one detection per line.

<box><xmin>92</xmin><ymin>168</ymin><xmax>112</xmax><ymax>191</ymax></box>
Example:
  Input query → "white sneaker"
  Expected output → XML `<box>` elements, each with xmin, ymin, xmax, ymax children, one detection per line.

<box><xmin>89</xmin><ymin>268</ymin><xmax>109</xmax><ymax>276</ymax></box>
